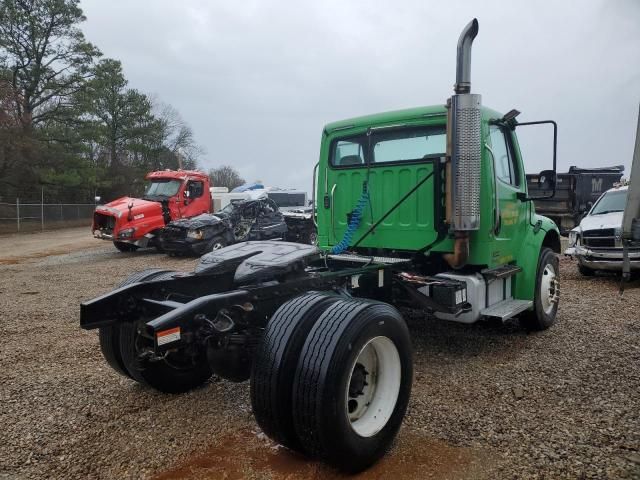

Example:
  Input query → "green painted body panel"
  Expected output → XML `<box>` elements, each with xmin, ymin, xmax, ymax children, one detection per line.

<box><xmin>316</xmin><ymin>104</ymin><xmax>560</xmax><ymax>302</ymax></box>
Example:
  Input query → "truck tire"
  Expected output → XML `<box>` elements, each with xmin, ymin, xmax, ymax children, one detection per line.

<box><xmin>292</xmin><ymin>299</ymin><xmax>413</xmax><ymax>473</ymax></box>
<box><xmin>578</xmin><ymin>263</ymin><xmax>595</xmax><ymax>277</ymax></box>
<box><xmin>521</xmin><ymin>247</ymin><xmax>560</xmax><ymax>330</ymax></box>
<box><xmin>98</xmin><ymin>326</ymin><xmax>131</xmax><ymax>378</ymax></box>
<box><xmin>113</xmin><ymin>241</ymin><xmax>138</xmax><ymax>252</ymax></box>
<box><xmin>250</xmin><ymin>292</ymin><xmax>341</xmax><ymax>452</ymax></box>
<box><xmin>118</xmin><ymin>319</ymin><xmax>212</xmax><ymax>393</ymax></box>
<box><xmin>98</xmin><ymin>269</ymin><xmax>177</xmax><ymax>378</ymax></box>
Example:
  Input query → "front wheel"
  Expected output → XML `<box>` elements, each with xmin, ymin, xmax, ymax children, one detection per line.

<box><xmin>292</xmin><ymin>300</ymin><xmax>412</xmax><ymax>473</ymax></box>
<box><xmin>208</xmin><ymin>235</ymin><xmax>227</xmax><ymax>252</ymax></box>
<box><xmin>521</xmin><ymin>247</ymin><xmax>559</xmax><ymax>330</ymax></box>
<box><xmin>113</xmin><ymin>241</ymin><xmax>138</xmax><ymax>252</ymax></box>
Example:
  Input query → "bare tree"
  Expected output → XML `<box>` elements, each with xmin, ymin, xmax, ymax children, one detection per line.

<box><xmin>209</xmin><ymin>165</ymin><xmax>245</xmax><ymax>190</ymax></box>
<box><xmin>152</xmin><ymin>100</ymin><xmax>203</xmax><ymax>169</ymax></box>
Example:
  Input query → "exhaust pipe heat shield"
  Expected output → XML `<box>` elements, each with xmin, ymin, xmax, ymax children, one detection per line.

<box><xmin>450</xmin><ymin>93</ymin><xmax>482</xmax><ymax>230</ymax></box>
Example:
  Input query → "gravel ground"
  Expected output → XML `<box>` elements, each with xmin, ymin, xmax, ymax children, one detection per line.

<box><xmin>1</xmin><ymin>231</ymin><xmax>639</xmax><ymax>479</ymax></box>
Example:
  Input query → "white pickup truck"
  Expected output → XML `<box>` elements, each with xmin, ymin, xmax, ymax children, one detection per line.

<box><xmin>565</xmin><ymin>185</ymin><xmax>639</xmax><ymax>275</ymax></box>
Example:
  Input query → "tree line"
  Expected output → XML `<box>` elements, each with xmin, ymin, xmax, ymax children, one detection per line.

<box><xmin>0</xmin><ymin>0</ymin><xmax>203</xmax><ymax>203</ymax></box>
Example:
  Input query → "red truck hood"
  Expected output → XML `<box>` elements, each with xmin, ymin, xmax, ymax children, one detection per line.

<box><xmin>96</xmin><ymin>196</ymin><xmax>163</xmax><ymax>220</ymax></box>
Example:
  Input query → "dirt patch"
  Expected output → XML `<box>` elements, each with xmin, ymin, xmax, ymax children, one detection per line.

<box><xmin>153</xmin><ymin>428</ymin><xmax>493</xmax><ymax>480</ymax></box>
<box><xmin>0</xmin><ymin>227</ymin><xmax>99</xmax><ymax>264</ymax></box>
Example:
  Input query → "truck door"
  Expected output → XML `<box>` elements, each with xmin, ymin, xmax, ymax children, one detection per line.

<box><xmin>488</xmin><ymin>125</ymin><xmax>527</xmax><ymax>264</ymax></box>
<box><xmin>181</xmin><ymin>180</ymin><xmax>206</xmax><ymax>218</ymax></box>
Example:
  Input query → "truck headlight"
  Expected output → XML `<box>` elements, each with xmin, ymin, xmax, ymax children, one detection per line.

<box><xmin>118</xmin><ymin>227</ymin><xmax>136</xmax><ymax>239</ymax></box>
<box><xmin>568</xmin><ymin>230</ymin><xmax>579</xmax><ymax>247</ymax></box>
<box><xmin>187</xmin><ymin>229</ymin><xmax>204</xmax><ymax>240</ymax></box>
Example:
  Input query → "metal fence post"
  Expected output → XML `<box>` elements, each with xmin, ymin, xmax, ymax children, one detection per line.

<box><xmin>16</xmin><ymin>197</ymin><xmax>20</xmax><ymax>232</ymax></box>
<box><xmin>41</xmin><ymin>188</ymin><xmax>44</xmax><ymax>231</ymax></box>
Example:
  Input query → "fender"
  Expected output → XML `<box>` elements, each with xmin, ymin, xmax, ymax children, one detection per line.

<box><xmin>514</xmin><ymin>213</ymin><xmax>561</xmax><ymax>301</ymax></box>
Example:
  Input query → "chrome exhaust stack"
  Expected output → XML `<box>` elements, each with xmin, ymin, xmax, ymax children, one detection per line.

<box><xmin>445</xmin><ymin>18</ymin><xmax>482</xmax><ymax>268</ymax></box>
<box><xmin>454</xmin><ymin>19</ymin><xmax>479</xmax><ymax>95</ymax></box>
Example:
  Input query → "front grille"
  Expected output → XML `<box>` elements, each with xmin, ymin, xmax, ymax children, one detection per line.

<box><xmin>582</xmin><ymin>229</ymin><xmax>616</xmax><ymax>249</ymax></box>
<box><xmin>583</xmin><ymin>229</ymin><xmax>615</xmax><ymax>238</ymax></box>
<box><xmin>94</xmin><ymin>212</ymin><xmax>115</xmax><ymax>233</ymax></box>
<box><xmin>162</xmin><ymin>227</ymin><xmax>187</xmax><ymax>241</ymax></box>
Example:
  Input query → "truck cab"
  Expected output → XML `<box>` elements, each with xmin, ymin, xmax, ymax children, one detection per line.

<box><xmin>93</xmin><ymin>169</ymin><xmax>212</xmax><ymax>251</ymax></box>
<box><xmin>316</xmin><ymin>103</ymin><xmax>561</xmax><ymax>319</ymax></box>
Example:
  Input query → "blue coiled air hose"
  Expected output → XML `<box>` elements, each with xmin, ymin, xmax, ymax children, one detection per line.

<box><xmin>330</xmin><ymin>188</ymin><xmax>370</xmax><ymax>254</ymax></box>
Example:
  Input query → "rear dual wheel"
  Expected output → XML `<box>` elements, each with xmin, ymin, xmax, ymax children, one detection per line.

<box><xmin>98</xmin><ymin>269</ymin><xmax>174</xmax><ymax>378</ymax></box>
<box><xmin>251</xmin><ymin>295</ymin><xmax>412</xmax><ymax>473</ymax></box>
<box><xmin>118</xmin><ymin>320</ymin><xmax>212</xmax><ymax>394</ymax></box>
<box><xmin>98</xmin><ymin>269</ymin><xmax>212</xmax><ymax>393</ymax></box>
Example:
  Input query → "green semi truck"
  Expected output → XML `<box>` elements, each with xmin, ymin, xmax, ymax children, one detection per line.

<box><xmin>80</xmin><ymin>19</ymin><xmax>561</xmax><ymax>472</ymax></box>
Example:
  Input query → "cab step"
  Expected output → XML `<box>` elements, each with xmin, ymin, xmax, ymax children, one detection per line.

<box><xmin>480</xmin><ymin>298</ymin><xmax>532</xmax><ymax>320</ymax></box>
<box><xmin>481</xmin><ymin>264</ymin><xmax>522</xmax><ymax>280</ymax></box>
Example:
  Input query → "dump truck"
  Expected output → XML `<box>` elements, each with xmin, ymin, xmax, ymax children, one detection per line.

<box><xmin>80</xmin><ymin>19</ymin><xmax>562</xmax><ymax>472</ymax></box>
<box><xmin>92</xmin><ymin>170</ymin><xmax>212</xmax><ymax>252</ymax></box>
<box><xmin>526</xmin><ymin>165</ymin><xmax>624</xmax><ymax>234</ymax></box>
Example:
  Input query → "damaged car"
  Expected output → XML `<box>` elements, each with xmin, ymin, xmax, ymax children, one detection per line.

<box><xmin>565</xmin><ymin>184</ymin><xmax>640</xmax><ymax>276</ymax></box>
<box><xmin>283</xmin><ymin>206</ymin><xmax>318</xmax><ymax>245</ymax></box>
<box><xmin>158</xmin><ymin>197</ymin><xmax>288</xmax><ymax>256</ymax></box>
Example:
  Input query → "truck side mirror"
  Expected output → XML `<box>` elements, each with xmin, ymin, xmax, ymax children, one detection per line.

<box><xmin>184</xmin><ymin>190</ymin><xmax>190</xmax><ymax>198</ymax></box>
<box><xmin>539</xmin><ymin>170</ymin><xmax>556</xmax><ymax>191</ymax></box>
<box><xmin>514</xmin><ymin>119</ymin><xmax>558</xmax><ymax>201</ymax></box>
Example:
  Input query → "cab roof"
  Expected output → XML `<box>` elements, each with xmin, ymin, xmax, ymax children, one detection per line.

<box><xmin>146</xmin><ymin>169</ymin><xmax>208</xmax><ymax>181</ymax></box>
<box><xmin>323</xmin><ymin>104</ymin><xmax>503</xmax><ymax>134</ymax></box>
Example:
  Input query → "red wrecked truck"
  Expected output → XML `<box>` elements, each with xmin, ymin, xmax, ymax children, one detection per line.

<box><xmin>92</xmin><ymin>169</ymin><xmax>212</xmax><ymax>252</ymax></box>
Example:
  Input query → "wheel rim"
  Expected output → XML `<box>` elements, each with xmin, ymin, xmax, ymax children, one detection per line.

<box><xmin>309</xmin><ymin>231</ymin><xmax>318</xmax><ymax>246</ymax></box>
<box><xmin>212</xmin><ymin>242</ymin><xmax>224</xmax><ymax>250</ymax></box>
<box><xmin>345</xmin><ymin>336</ymin><xmax>401</xmax><ymax>438</ymax></box>
<box><xmin>540</xmin><ymin>263</ymin><xmax>559</xmax><ymax>315</ymax></box>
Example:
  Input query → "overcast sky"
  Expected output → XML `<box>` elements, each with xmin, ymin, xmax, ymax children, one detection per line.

<box><xmin>80</xmin><ymin>0</ymin><xmax>640</xmax><ymax>191</ymax></box>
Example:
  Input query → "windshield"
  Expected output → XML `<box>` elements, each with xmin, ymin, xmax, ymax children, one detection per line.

<box><xmin>590</xmin><ymin>189</ymin><xmax>627</xmax><ymax>215</ymax></box>
<box><xmin>144</xmin><ymin>179</ymin><xmax>182</xmax><ymax>198</ymax></box>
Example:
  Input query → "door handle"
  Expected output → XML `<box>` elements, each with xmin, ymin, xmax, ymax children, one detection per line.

<box><xmin>311</xmin><ymin>162</ymin><xmax>319</xmax><ymax>228</ymax></box>
<box><xmin>330</xmin><ymin>183</ymin><xmax>337</xmax><ymax>238</ymax></box>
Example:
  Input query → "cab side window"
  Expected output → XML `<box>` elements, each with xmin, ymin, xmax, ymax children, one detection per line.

<box><xmin>188</xmin><ymin>181</ymin><xmax>204</xmax><ymax>198</ymax></box>
<box><xmin>489</xmin><ymin>125</ymin><xmax>519</xmax><ymax>187</ymax></box>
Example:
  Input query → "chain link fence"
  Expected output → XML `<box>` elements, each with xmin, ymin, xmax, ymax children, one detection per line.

<box><xmin>0</xmin><ymin>196</ymin><xmax>96</xmax><ymax>234</ymax></box>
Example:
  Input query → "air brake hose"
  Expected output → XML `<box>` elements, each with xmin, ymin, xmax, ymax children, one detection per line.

<box><xmin>330</xmin><ymin>188</ymin><xmax>370</xmax><ymax>254</ymax></box>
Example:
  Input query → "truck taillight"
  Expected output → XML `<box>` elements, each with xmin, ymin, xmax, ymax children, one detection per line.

<box><xmin>450</xmin><ymin>93</ymin><xmax>482</xmax><ymax>231</ymax></box>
